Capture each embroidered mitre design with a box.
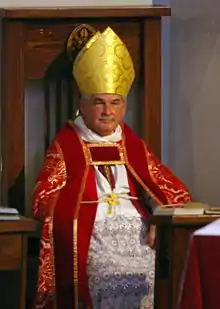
[72,27,135,96]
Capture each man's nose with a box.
[103,103,112,115]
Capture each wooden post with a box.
[143,18,162,159]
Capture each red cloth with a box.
[33,122,192,309]
[178,221,220,309]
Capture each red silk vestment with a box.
[33,121,192,309]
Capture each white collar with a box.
[74,116,122,143]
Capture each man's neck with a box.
[74,116,122,143]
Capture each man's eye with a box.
[112,101,120,105]
[94,100,103,105]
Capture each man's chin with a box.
[96,125,116,136]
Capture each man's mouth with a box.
[99,118,114,123]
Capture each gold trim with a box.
[126,161,163,206]
[142,142,170,203]
[89,160,125,166]
[81,141,90,166]
[48,192,61,309]
[142,141,166,199]
[34,141,67,201]
[73,218,78,309]
[73,167,90,309]
[71,119,163,205]
[86,142,118,147]
[68,122,125,166]
[121,133,163,206]
[85,142,125,166]
[143,142,192,204]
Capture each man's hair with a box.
[80,95,91,102]
[80,95,127,103]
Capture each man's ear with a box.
[79,96,91,116]
[122,97,127,116]
[79,99,86,116]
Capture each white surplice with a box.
[75,117,155,309]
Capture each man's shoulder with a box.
[122,122,143,144]
[49,120,80,152]
[55,120,77,140]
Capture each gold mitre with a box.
[72,27,135,97]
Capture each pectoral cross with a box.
[103,192,120,215]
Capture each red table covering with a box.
[178,219,220,309]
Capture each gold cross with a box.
[103,193,120,215]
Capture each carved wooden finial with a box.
[67,24,96,62]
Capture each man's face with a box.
[79,94,127,136]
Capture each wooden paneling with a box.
[44,78,79,147]
[1,21,25,205]
[171,227,195,309]
[0,217,37,309]
[4,6,171,19]
[0,216,38,233]
[0,234,22,270]
[143,19,162,159]
[24,21,140,79]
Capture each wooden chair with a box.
[0,6,170,308]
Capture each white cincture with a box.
[81,187,139,215]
